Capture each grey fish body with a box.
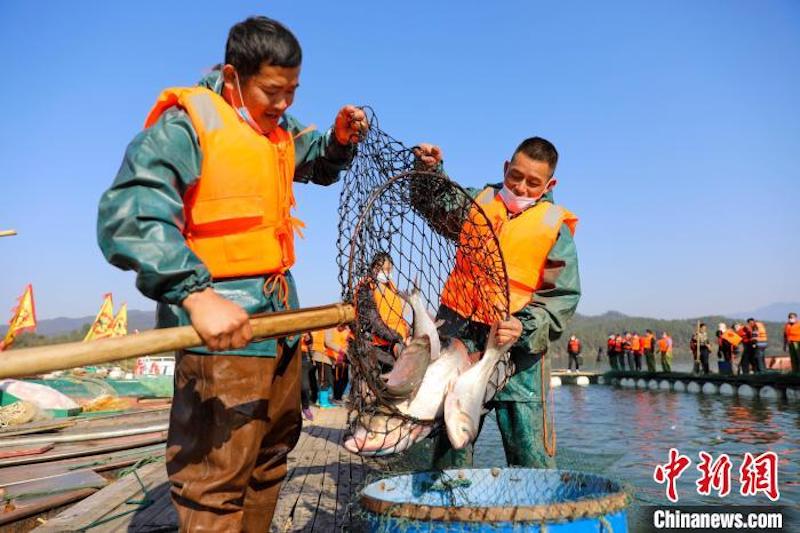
[382,335,431,399]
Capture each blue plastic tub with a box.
[360,468,629,532]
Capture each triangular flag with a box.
[110,303,128,337]
[1,284,37,350]
[84,293,115,342]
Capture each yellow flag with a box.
[110,303,128,337]
[84,293,115,342]
[2,284,37,350]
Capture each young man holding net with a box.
[414,138,581,469]
[97,16,368,531]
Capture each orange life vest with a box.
[614,337,624,351]
[568,338,580,353]
[325,327,351,359]
[786,322,800,342]
[374,281,409,344]
[657,338,669,353]
[754,322,768,343]
[607,338,615,350]
[310,330,327,353]
[440,188,577,323]
[631,335,641,352]
[145,86,302,279]
[721,329,742,347]
[641,334,654,350]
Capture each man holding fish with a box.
[401,138,581,469]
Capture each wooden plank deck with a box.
[34,406,381,532]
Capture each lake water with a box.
[474,383,800,530]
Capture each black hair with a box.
[699,322,706,328]
[225,16,302,80]
[369,252,392,275]
[512,137,559,175]
[747,317,755,323]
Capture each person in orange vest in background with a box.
[622,332,634,371]
[310,329,332,404]
[716,323,741,376]
[325,324,352,402]
[642,329,656,372]
[630,331,642,371]
[615,334,625,370]
[657,332,672,372]
[299,333,314,421]
[355,252,410,357]
[747,318,768,373]
[737,321,756,374]
[607,335,618,370]
[567,335,582,372]
[95,17,376,529]
[784,312,800,373]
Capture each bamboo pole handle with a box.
[0,230,17,238]
[0,303,354,379]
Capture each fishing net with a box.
[336,108,513,456]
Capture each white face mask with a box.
[376,271,390,284]
[790,317,797,324]
[498,179,554,214]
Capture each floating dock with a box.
[605,370,800,399]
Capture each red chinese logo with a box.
[696,451,732,497]
[739,451,780,501]
[653,448,692,502]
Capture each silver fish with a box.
[398,281,441,361]
[444,323,512,450]
[382,335,431,399]
[406,338,471,421]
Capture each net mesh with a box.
[336,108,514,456]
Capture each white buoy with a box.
[687,382,701,393]
[648,379,659,390]
[637,378,647,388]
[576,376,590,387]
[674,381,686,392]
[623,378,635,388]
[738,384,756,398]
[550,376,562,388]
[597,376,606,385]
[719,383,735,396]
[659,380,671,391]
[759,386,778,400]
[611,378,620,387]
[702,382,717,394]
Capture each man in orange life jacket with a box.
[607,335,618,370]
[642,329,656,372]
[97,17,376,531]
[567,335,582,371]
[413,137,580,469]
[623,332,634,370]
[785,312,800,373]
[631,331,643,371]
[748,317,768,373]
[355,252,410,358]
[615,334,625,370]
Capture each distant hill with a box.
[725,302,799,323]
[0,309,155,337]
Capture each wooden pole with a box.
[0,230,17,238]
[0,303,354,379]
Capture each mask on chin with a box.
[376,271,390,284]
[498,179,554,214]
[233,71,265,135]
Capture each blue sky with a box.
[0,1,797,321]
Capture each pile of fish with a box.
[343,284,512,456]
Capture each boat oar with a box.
[0,303,354,379]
